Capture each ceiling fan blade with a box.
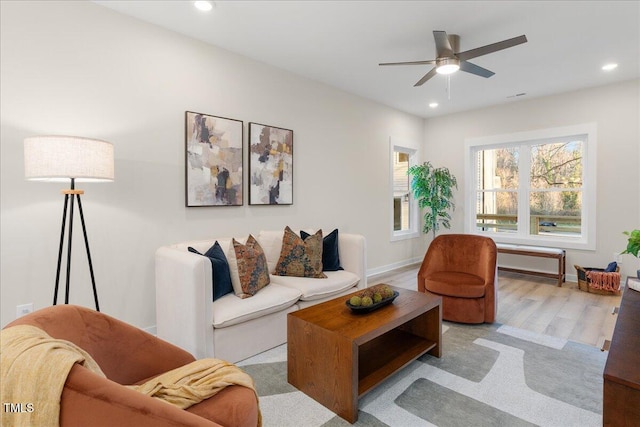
[414,67,438,87]
[433,30,454,57]
[379,60,437,66]
[457,35,528,61]
[460,60,495,78]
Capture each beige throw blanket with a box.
[128,358,262,426]
[1,324,105,427]
[1,325,261,427]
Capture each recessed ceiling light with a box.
[602,63,618,71]
[194,1,213,12]
[429,102,439,108]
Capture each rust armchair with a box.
[3,305,259,427]
[418,234,497,324]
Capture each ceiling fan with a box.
[379,31,528,87]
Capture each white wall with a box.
[2,2,637,331]
[0,1,426,328]
[423,79,640,279]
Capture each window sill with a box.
[391,230,420,242]
[475,232,595,251]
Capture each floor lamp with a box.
[24,136,114,311]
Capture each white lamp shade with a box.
[24,136,114,182]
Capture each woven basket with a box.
[574,264,621,296]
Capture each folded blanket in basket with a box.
[586,271,621,291]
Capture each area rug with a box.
[238,322,607,427]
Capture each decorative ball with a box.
[349,296,362,306]
[381,287,394,299]
[361,296,373,307]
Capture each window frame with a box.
[464,123,597,250]
[390,140,419,242]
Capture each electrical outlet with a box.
[16,303,33,319]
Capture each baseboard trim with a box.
[143,325,157,336]
[367,261,579,284]
[367,257,422,278]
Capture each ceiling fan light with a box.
[436,58,460,75]
[436,64,460,74]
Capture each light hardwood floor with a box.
[368,264,622,348]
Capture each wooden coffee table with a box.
[287,286,442,423]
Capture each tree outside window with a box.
[390,143,418,241]
[466,123,596,250]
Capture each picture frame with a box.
[248,122,293,205]
[185,111,243,207]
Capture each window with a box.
[390,142,419,241]
[465,123,596,250]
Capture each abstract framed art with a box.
[185,111,243,206]
[248,122,293,205]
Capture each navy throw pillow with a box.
[300,228,343,271]
[188,242,233,301]
[604,261,618,272]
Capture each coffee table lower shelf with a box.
[358,328,436,395]
[288,287,442,423]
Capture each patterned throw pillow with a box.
[232,235,270,298]
[274,226,327,278]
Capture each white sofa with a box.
[155,229,366,363]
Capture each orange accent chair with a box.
[418,234,497,324]
[4,305,259,427]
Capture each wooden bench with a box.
[495,243,566,287]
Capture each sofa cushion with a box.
[269,270,359,301]
[274,227,326,278]
[211,283,301,328]
[187,242,233,301]
[229,235,270,298]
[301,228,343,271]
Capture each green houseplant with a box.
[621,229,640,258]
[621,229,640,279]
[408,161,458,239]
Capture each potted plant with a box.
[408,161,458,239]
[621,229,640,279]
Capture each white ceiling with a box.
[95,1,640,118]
